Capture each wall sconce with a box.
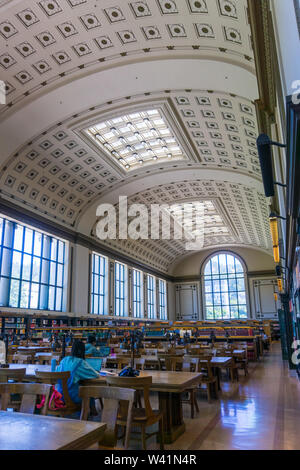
[269,213,280,263]
[277,278,284,293]
[256,134,286,197]
[269,213,287,264]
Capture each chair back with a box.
[79,385,135,449]
[134,358,145,370]
[35,370,73,408]
[36,355,60,365]
[12,354,32,364]
[106,375,153,419]
[199,359,214,379]
[0,368,26,383]
[183,357,199,372]
[0,382,52,415]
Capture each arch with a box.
[200,251,250,321]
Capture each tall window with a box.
[0,215,67,311]
[133,269,143,318]
[158,279,167,320]
[115,262,127,317]
[147,275,156,319]
[91,253,107,315]
[203,253,248,320]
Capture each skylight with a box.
[166,201,230,242]
[85,109,186,171]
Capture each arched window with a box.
[203,253,248,320]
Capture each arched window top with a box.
[202,252,248,320]
[204,253,245,277]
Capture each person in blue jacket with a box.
[56,339,99,404]
[85,334,102,357]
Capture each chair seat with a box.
[118,408,163,426]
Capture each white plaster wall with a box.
[170,246,276,277]
[70,244,90,315]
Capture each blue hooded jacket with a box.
[85,343,102,357]
[56,356,99,404]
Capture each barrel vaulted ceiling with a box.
[0,0,273,273]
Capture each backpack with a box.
[36,386,66,411]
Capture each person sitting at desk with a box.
[56,340,99,404]
[85,334,102,357]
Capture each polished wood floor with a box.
[144,343,300,450]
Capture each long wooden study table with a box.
[9,363,203,444]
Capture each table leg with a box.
[212,367,222,391]
[157,392,186,444]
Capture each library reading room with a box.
[0,0,299,454]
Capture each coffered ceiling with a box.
[0,0,274,273]
[0,0,254,114]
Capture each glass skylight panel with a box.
[85,109,186,171]
[166,201,229,241]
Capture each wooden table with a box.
[8,364,202,444]
[8,363,52,379]
[0,411,106,450]
[85,369,202,444]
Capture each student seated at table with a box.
[56,340,99,404]
[85,334,102,357]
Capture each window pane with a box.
[34,232,42,257]
[20,281,30,308]
[58,241,64,263]
[24,228,33,254]
[13,225,23,251]
[30,283,39,309]
[9,280,20,307]
[11,251,21,278]
[22,254,32,281]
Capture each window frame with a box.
[114,261,127,317]
[158,278,167,320]
[147,274,156,319]
[201,251,250,321]
[132,268,143,318]
[90,252,108,315]
[0,214,68,312]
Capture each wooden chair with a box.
[0,383,52,415]
[35,370,80,417]
[141,356,159,371]
[12,353,32,364]
[165,358,201,419]
[134,358,145,370]
[217,352,239,382]
[36,355,60,365]
[235,350,248,376]
[181,361,202,418]
[0,368,26,383]
[106,376,164,450]
[145,349,157,356]
[183,357,199,373]
[198,360,218,403]
[79,385,135,449]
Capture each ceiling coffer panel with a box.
[0,90,260,227]
[0,0,253,115]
